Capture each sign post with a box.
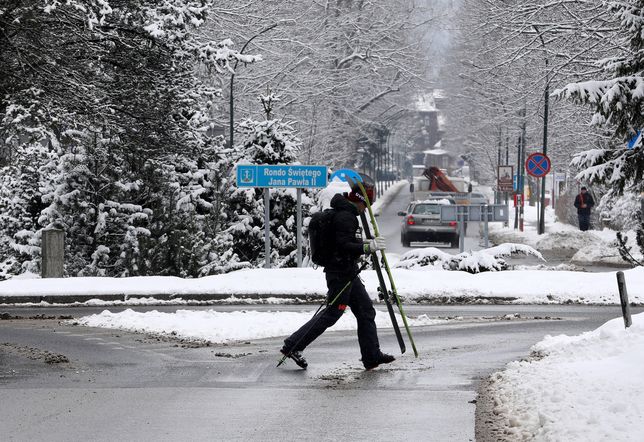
[526,152,551,234]
[296,188,302,267]
[236,164,328,268]
[264,188,270,269]
[497,165,514,192]
[440,204,509,252]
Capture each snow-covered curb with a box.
[487,313,644,441]
[372,180,408,216]
[2,266,643,305]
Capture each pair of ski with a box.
[350,177,418,358]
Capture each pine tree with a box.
[558,0,644,193]
[225,93,313,268]
[0,1,257,277]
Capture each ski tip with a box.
[276,357,287,368]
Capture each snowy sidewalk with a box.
[1,266,643,305]
[489,205,639,267]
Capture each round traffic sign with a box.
[525,153,551,178]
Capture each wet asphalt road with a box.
[2,304,641,441]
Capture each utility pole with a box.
[514,134,521,230]
[505,135,510,227]
[497,128,502,204]
[519,106,527,232]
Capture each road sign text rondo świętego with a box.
[236,165,328,188]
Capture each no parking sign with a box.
[525,153,551,178]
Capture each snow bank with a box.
[489,205,642,265]
[72,308,443,344]
[488,313,644,441]
[2,266,644,305]
[394,243,544,273]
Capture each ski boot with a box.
[279,347,308,369]
[363,352,395,371]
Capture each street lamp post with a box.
[229,22,285,148]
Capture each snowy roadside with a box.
[70,308,447,344]
[2,266,643,305]
[488,205,641,266]
[371,180,408,216]
[482,313,644,441]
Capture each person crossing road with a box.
[280,176,395,370]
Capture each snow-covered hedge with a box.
[393,243,544,273]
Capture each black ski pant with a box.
[283,272,381,364]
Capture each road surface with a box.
[1,304,639,441]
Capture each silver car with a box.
[398,199,459,247]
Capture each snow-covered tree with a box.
[0,1,259,277]
[556,0,644,265]
[225,94,313,267]
[212,0,431,168]
[558,0,644,194]
[439,0,619,187]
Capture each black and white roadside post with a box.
[236,164,328,269]
[616,271,632,328]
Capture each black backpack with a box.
[308,209,336,266]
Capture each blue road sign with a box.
[525,152,551,178]
[513,174,524,192]
[329,168,363,183]
[236,164,328,188]
[628,130,641,150]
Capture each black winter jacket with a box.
[324,193,366,274]
[573,192,595,215]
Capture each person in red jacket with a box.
[573,186,595,231]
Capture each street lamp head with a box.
[275,19,297,26]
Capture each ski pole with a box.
[277,262,369,367]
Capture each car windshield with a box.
[412,204,441,215]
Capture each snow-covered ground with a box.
[2,265,643,305]
[2,184,642,306]
[489,204,641,266]
[72,308,445,344]
[488,313,644,441]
